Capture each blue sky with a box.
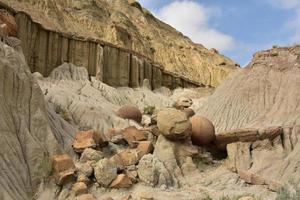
[138,0,300,66]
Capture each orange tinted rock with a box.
[123,126,148,147]
[117,105,142,123]
[137,141,154,158]
[52,154,75,185]
[0,10,17,37]
[107,128,123,140]
[52,154,75,173]
[117,149,139,166]
[73,130,108,153]
[190,116,215,146]
[110,174,133,188]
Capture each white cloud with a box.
[156,1,234,51]
[268,0,300,43]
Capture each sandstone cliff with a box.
[0,0,239,87]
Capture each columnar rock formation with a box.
[0,0,239,87]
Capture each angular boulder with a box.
[137,141,154,158]
[110,174,133,188]
[190,116,215,146]
[122,126,148,147]
[94,158,117,187]
[112,149,140,166]
[73,130,108,153]
[117,105,142,123]
[80,148,104,163]
[157,108,191,140]
[52,154,76,185]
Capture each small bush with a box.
[143,105,155,115]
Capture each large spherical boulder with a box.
[157,108,191,140]
[190,116,215,145]
[117,105,142,123]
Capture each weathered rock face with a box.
[195,46,300,189]
[0,0,239,87]
[196,46,300,132]
[0,42,64,199]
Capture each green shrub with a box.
[143,105,155,115]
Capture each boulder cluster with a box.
[51,99,216,199]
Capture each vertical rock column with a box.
[130,55,143,88]
[143,60,153,89]
[152,65,162,89]
[162,72,173,89]
[103,46,130,87]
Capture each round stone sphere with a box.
[190,116,215,146]
[117,105,142,123]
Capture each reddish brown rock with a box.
[117,105,142,123]
[190,116,215,146]
[52,154,76,185]
[116,149,139,166]
[0,10,17,37]
[110,174,133,188]
[137,141,154,158]
[123,126,148,147]
[73,130,108,153]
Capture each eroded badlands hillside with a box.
[0,0,239,87]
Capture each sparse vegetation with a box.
[276,184,300,200]
[55,105,71,122]
[34,155,51,180]
[143,105,155,115]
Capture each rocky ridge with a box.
[0,0,239,87]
